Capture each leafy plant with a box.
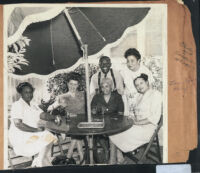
[47,64,99,96]
[7,36,31,73]
[142,56,163,92]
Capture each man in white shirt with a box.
[90,56,124,97]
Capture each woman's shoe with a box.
[52,155,76,165]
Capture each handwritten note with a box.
[174,42,195,70]
[170,42,196,97]
[169,76,196,97]
[169,78,195,89]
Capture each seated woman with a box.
[91,78,124,115]
[91,78,124,163]
[8,82,57,167]
[109,73,162,163]
[50,72,85,164]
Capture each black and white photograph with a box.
[3,3,167,169]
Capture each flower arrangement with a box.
[7,36,31,73]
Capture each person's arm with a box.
[38,104,48,112]
[11,101,43,132]
[40,112,55,121]
[14,119,44,132]
[39,98,55,112]
[134,92,162,125]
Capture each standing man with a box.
[90,56,124,164]
[90,56,124,97]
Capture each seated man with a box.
[91,78,124,163]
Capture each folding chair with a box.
[126,115,163,164]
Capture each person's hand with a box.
[41,96,55,106]
[37,127,45,132]
[54,115,62,126]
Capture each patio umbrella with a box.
[7,7,150,75]
[7,6,150,122]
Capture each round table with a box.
[45,114,133,164]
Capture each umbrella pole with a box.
[64,9,91,122]
[82,44,92,122]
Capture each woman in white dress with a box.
[120,48,154,116]
[109,73,162,163]
[8,82,57,167]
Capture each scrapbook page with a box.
[0,0,197,171]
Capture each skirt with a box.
[9,125,57,157]
[109,124,156,153]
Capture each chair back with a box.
[158,115,163,125]
[156,114,163,133]
[125,114,163,164]
[149,115,162,143]
[137,114,163,163]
